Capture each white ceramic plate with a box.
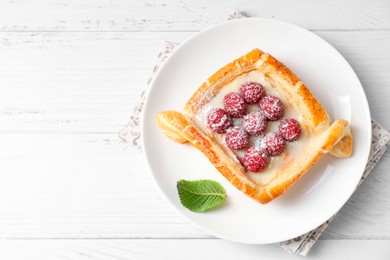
[141,18,371,244]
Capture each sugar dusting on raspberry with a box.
[259,95,284,121]
[260,132,286,156]
[239,82,265,103]
[225,126,249,150]
[279,118,301,141]
[223,92,247,118]
[242,147,268,173]
[242,111,268,136]
[206,108,232,133]
[200,79,303,174]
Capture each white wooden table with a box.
[0,1,389,259]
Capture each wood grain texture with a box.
[0,0,389,31]
[0,133,208,239]
[0,239,389,259]
[0,0,389,258]
[1,31,390,132]
[0,29,390,240]
[0,32,191,133]
[0,133,388,239]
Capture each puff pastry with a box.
[155,48,353,204]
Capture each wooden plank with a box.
[0,133,388,239]
[0,133,210,239]
[0,31,191,133]
[1,30,389,239]
[0,0,389,31]
[1,31,390,133]
[0,1,388,258]
[0,239,388,259]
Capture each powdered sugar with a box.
[195,70,309,184]
[259,95,285,121]
[243,111,267,136]
[261,132,286,156]
[279,118,301,141]
[242,147,268,172]
[239,81,265,103]
[225,126,249,150]
[206,108,232,133]
[223,92,247,118]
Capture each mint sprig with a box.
[177,179,227,212]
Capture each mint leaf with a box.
[177,179,227,212]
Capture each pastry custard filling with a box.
[195,70,314,186]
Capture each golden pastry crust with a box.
[155,49,353,204]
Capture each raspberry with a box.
[242,111,268,136]
[225,127,249,150]
[279,118,301,141]
[223,92,247,118]
[259,132,286,156]
[239,82,265,103]
[206,108,232,133]
[242,147,268,173]
[259,95,285,121]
